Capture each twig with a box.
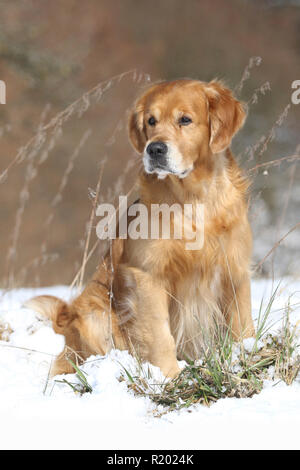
[248,154,300,174]
[255,222,300,272]
[234,56,262,96]
[69,183,136,290]
[0,69,150,184]
[78,161,105,291]
[0,343,56,357]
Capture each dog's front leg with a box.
[114,266,181,378]
[223,274,255,340]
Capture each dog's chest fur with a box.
[125,218,227,360]
[169,263,224,359]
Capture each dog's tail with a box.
[24,295,74,334]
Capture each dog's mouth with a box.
[148,162,172,174]
[143,155,193,180]
[145,163,190,179]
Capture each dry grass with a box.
[118,288,300,414]
[1,69,150,289]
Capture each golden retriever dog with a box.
[26,79,255,378]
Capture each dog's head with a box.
[129,79,246,179]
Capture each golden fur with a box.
[26,79,255,378]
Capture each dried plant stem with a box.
[234,56,262,95]
[0,69,150,184]
[47,130,92,220]
[257,105,291,163]
[248,153,300,175]
[0,343,55,357]
[277,161,297,235]
[5,133,46,287]
[69,183,136,290]
[247,81,271,106]
[78,161,105,292]
[244,104,291,164]
[255,222,300,272]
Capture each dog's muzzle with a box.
[143,141,193,179]
[146,141,168,169]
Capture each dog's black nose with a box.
[147,141,168,159]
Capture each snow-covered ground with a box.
[0,279,300,450]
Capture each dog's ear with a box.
[128,104,146,153]
[204,81,246,154]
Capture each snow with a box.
[0,279,300,450]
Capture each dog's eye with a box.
[148,116,156,126]
[179,116,192,126]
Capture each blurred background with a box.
[0,0,299,287]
